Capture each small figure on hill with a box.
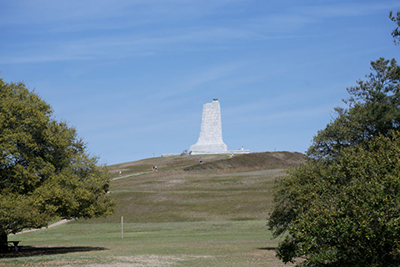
[199,158,202,164]
[155,165,158,171]
[152,166,155,171]
[119,170,122,176]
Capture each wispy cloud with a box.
[3,0,397,66]
[150,61,243,100]
[246,1,400,35]
[0,0,244,27]
[297,2,400,18]
[0,27,270,64]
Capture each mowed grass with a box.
[3,152,304,266]
[5,221,293,266]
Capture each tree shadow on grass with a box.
[257,247,277,251]
[0,246,108,258]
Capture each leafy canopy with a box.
[268,12,400,266]
[276,132,400,266]
[307,57,400,161]
[269,57,400,240]
[0,78,115,237]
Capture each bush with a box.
[272,132,400,266]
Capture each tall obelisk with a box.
[190,99,227,154]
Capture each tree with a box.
[268,12,400,266]
[274,132,400,266]
[307,57,400,161]
[268,58,400,240]
[0,78,115,251]
[390,11,400,44]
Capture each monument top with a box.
[213,98,218,101]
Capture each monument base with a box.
[162,149,250,157]
[189,149,250,155]
[190,151,227,155]
[189,142,227,154]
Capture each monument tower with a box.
[190,99,228,154]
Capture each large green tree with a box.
[268,12,400,266]
[275,132,400,266]
[0,78,115,250]
[269,57,400,240]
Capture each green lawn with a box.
[4,220,294,267]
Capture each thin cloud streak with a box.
[3,1,397,65]
[297,2,400,18]
[0,28,287,64]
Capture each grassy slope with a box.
[88,151,305,224]
[4,152,305,267]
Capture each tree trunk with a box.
[0,232,7,252]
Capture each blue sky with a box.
[1,0,399,165]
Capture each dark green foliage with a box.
[390,11,400,44]
[283,57,400,234]
[0,78,115,241]
[273,133,400,266]
[307,58,400,161]
[268,14,400,264]
[268,159,327,238]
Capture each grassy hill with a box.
[4,151,306,267]
[84,151,305,224]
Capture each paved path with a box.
[15,219,70,235]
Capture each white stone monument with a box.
[190,99,228,154]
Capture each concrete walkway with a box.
[15,219,70,235]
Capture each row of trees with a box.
[0,79,115,251]
[268,11,400,266]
